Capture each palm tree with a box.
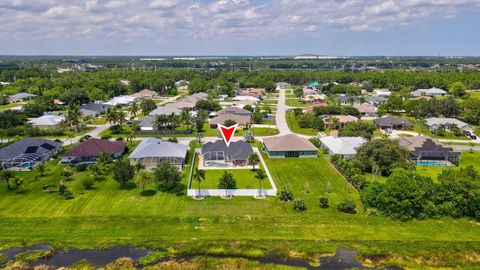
[181,110,191,132]
[134,162,145,173]
[248,153,260,170]
[91,164,101,180]
[154,115,168,130]
[328,117,340,130]
[0,170,14,190]
[255,169,266,197]
[116,110,127,127]
[136,171,152,192]
[193,168,205,198]
[105,108,117,125]
[129,101,139,120]
[37,163,46,176]
[65,105,82,131]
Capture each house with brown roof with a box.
[236,88,266,98]
[353,103,378,117]
[209,114,251,129]
[130,89,160,99]
[324,115,358,129]
[61,139,126,163]
[398,136,461,165]
[374,116,414,132]
[263,134,318,158]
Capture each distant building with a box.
[374,116,413,132]
[353,103,378,117]
[80,103,112,118]
[8,92,37,103]
[276,82,291,89]
[209,114,251,129]
[319,136,366,159]
[149,106,182,116]
[324,115,358,129]
[236,88,265,99]
[28,115,65,129]
[130,89,160,99]
[373,89,392,97]
[425,117,472,131]
[0,138,62,170]
[411,87,447,97]
[398,136,460,165]
[103,95,137,106]
[263,134,318,158]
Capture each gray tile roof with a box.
[202,140,253,160]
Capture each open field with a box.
[285,112,319,136]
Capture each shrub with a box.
[82,179,94,190]
[101,134,112,140]
[337,199,356,214]
[319,197,329,208]
[76,163,87,172]
[293,198,307,211]
[110,124,123,134]
[277,187,294,202]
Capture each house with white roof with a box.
[28,115,65,129]
[373,89,392,97]
[9,92,37,103]
[128,138,188,170]
[425,117,472,131]
[103,95,137,106]
[319,136,366,159]
[411,87,447,97]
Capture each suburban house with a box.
[236,88,265,99]
[373,89,392,97]
[80,103,112,118]
[319,136,366,159]
[0,138,62,170]
[276,82,291,89]
[138,115,157,131]
[365,96,388,105]
[209,114,251,129]
[28,115,65,129]
[353,103,378,117]
[130,89,160,99]
[336,95,360,106]
[302,86,318,96]
[324,115,358,129]
[232,99,258,108]
[398,136,461,165]
[374,116,414,132]
[103,95,137,106]
[149,106,182,116]
[8,92,37,103]
[182,92,208,104]
[232,96,260,103]
[216,107,252,117]
[301,94,326,104]
[411,87,447,97]
[201,140,253,167]
[61,139,125,164]
[166,101,196,110]
[425,117,473,131]
[263,134,318,158]
[305,104,327,113]
[128,138,188,169]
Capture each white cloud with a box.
[0,0,479,46]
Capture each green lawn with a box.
[1,143,480,268]
[0,102,26,110]
[201,168,272,189]
[285,112,319,136]
[285,99,307,107]
[413,119,469,140]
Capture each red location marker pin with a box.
[218,123,238,147]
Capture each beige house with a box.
[324,115,358,129]
[130,89,160,99]
[263,134,318,158]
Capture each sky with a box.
[1,0,480,56]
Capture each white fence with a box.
[187,147,277,197]
[187,189,277,197]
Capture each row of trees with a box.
[362,167,480,221]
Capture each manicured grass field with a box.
[1,142,480,268]
[201,168,272,189]
[285,99,307,107]
[285,112,319,136]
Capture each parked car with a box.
[470,135,477,140]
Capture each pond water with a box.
[1,245,402,269]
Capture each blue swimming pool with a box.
[416,160,452,167]
[205,161,230,167]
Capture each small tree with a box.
[136,171,152,193]
[82,178,95,190]
[223,119,237,127]
[319,197,329,208]
[248,153,260,170]
[37,163,46,176]
[113,159,134,189]
[91,164,101,181]
[154,161,184,194]
[193,168,206,198]
[293,199,307,211]
[218,170,237,197]
[255,169,267,197]
[337,199,357,214]
[278,187,294,201]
